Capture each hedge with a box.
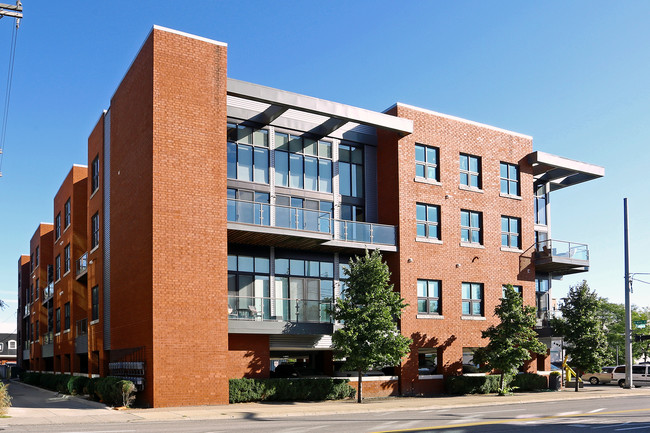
[444,375,500,395]
[20,372,135,407]
[511,373,547,392]
[229,378,355,403]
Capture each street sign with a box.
[634,320,647,329]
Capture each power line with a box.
[0,1,22,178]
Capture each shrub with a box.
[83,377,98,398]
[444,375,501,395]
[0,382,11,415]
[68,376,90,395]
[120,381,136,408]
[20,371,41,386]
[512,373,547,392]
[229,378,355,403]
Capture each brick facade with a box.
[17,26,596,407]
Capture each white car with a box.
[612,365,650,387]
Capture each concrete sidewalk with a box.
[4,379,650,426]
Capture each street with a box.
[2,395,650,432]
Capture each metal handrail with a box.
[227,198,396,245]
[227,295,333,323]
[522,239,589,261]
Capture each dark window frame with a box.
[417,279,441,315]
[462,282,483,316]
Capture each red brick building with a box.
[17,26,604,407]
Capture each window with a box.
[339,143,363,197]
[275,194,332,233]
[91,155,100,193]
[227,189,271,226]
[35,246,39,268]
[460,210,482,244]
[462,282,483,316]
[8,340,15,350]
[535,184,547,225]
[418,348,437,375]
[55,213,61,239]
[228,254,271,320]
[415,144,439,181]
[500,162,519,196]
[274,257,334,323]
[64,198,71,228]
[227,123,269,184]
[535,277,549,293]
[91,286,99,321]
[91,212,100,249]
[417,279,441,315]
[502,285,523,297]
[459,153,481,188]
[55,308,61,333]
[64,302,70,331]
[416,203,440,240]
[274,132,333,193]
[64,244,71,273]
[35,278,39,300]
[35,320,39,341]
[501,216,521,249]
[55,255,61,281]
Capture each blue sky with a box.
[0,1,649,332]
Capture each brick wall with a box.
[227,334,270,378]
[379,104,536,394]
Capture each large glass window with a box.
[416,203,440,239]
[227,189,270,226]
[64,244,70,273]
[227,123,269,184]
[459,153,481,188]
[55,255,61,281]
[91,286,99,321]
[339,144,363,197]
[500,162,519,196]
[535,184,547,225]
[274,132,332,193]
[275,257,334,323]
[415,144,439,181]
[417,279,441,315]
[462,282,483,316]
[55,308,61,333]
[64,302,70,331]
[91,212,100,249]
[461,210,482,244]
[502,285,523,297]
[64,198,71,228]
[275,195,332,233]
[228,254,271,320]
[55,213,61,239]
[501,216,521,249]
[91,155,100,193]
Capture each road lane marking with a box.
[589,408,605,413]
[371,407,650,432]
[616,425,650,431]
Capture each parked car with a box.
[581,366,614,385]
[612,364,650,387]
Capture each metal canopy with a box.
[227,78,413,138]
[527,151,604,191]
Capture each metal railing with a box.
[76,318,88,337]
[76,253,88,276]
[43,332,53,345]
[227,295,333,323]
[42,282,54,302]
[227,198,396,246]
[534,239,589,261]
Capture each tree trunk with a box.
[357,369,363,403]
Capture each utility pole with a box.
[624,198,633,388]
[0,2,22,20]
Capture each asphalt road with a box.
[2,395,650,433]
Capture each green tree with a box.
[331,250,411,403]
[472,285,547,394]
[551,280,609,375]
[601,300,650,363]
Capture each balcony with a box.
[75,253,88,282]
[527,239,589,275]
[228,295,333,335]
[227,198,397,252]
[42,282,54,304]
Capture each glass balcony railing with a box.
[535,239,589,261]
[23,305,29,317]
[42,282,54,302]
[43,332,53,345]
[227,198,396,246]
[228,296,333,323]
[76,253,88,277]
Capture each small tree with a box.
[472,285,547,394]
[551,280,608,375]
[331,250,411,403]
